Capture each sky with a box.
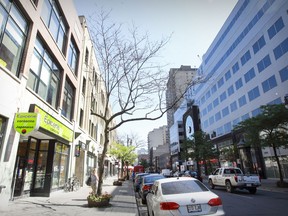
[73,0,238,145]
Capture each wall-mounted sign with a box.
[32,105,73,142]
[14,113,40,135]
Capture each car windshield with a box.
[161,180,209,195]
[144,176,164,183]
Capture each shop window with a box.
[41,0,67,52]
[62,78,75,121]
[27,37,61,109]
[0,2,28,77]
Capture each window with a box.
[68,38,79,75]
[262,75,277,93]
[27,37,61,108]
[209,116,214,125]
[82,77,86,95]
[207,103,213,112]
[279,65,288,82]
[252,107,262,117]
[268,17,284,39]
[205,91,211,100]
[0,115,8,159]
[241,113,249,121]
[244,68,255,83]
[248,86,260,102]
[257,55,271,73]
[238,95,247,107]
[41,0,67,52]
[220,91,227,102]
[230,101,238,112]
[0,2,28,76]
[227,85,234,96]
[232,62,239,74]
[273,37,288,60]
[213,98,219,108]
[235,78,243,90]
[217,77,224,88]
[253,35,266,54]
[211,84,217,94]
[79,109,84,128]
[224,70,231,81]
[232,118,240,127]
[85,48,89,65]
[224,122,232,133]
[240,50,251,66]
[222,106,229,117]
[215,111,221,122]
[62,78,75,120]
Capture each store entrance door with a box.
[30,140,54,197]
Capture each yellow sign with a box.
[34,106,73,142]
[14,113,40,135]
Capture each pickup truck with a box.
[208,167,261,194]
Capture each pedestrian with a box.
[91,168,99,194]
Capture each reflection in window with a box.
[27,37,61,108]
[41,0,67,52]
[62,79,75,120]
[0,2,28,76]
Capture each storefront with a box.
[13,104,73,198]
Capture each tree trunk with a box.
[96,128,110,196]
[272,144,284,183]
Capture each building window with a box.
[257,55,271,73]
[68,38,79,75]
[27,37,61,108]
[240,50,251,66]
[268,17,284,39]
[279,65,288,82]
[217,77,224,88]
[82,77,86,95]
[222,106,229,117]
[241,113,250,121]
[0,115,8,159]
[253,35,266,54]
[230,101,238,112]
[244,68,255,83]
[213,98,219,108]
[273,37,288,60]
[227,85,234,96]
[41,0,67,52]
[232,62,239,74]
[205,90,211,100]
[62,78,75,120]
[85,48,89,65]
[238,95,247,107]
[248,86,260,102]
[0,2,28,77]
[211,84,217,94]
[209,116,214,125]
[215,111,221,122]
[262,75,277,93]
[235,78,243,90]
[224,122,232,133]
[224,70,231,81]
[207,103,213,112]
[79,109,84,128]
[252,107,262,117]
[220,91,227,102]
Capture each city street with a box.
[135,179,288,216]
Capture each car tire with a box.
[209,179,215,189]
[225,181,234,193]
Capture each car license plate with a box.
[187,204,202,213]
[246,184,251,187]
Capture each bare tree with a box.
[88,10,204,195]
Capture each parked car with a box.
[208,167,261,194]
[139,174,165,204]
[184,170,203,182]
[134,173,150,192]
[146,177,225,216]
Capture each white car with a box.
[146,177,225,216]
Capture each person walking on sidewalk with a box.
[91,168,99,194]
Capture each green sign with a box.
[14,113,40,135]
[34,106,73,142]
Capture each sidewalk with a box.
[0,176,138,216]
